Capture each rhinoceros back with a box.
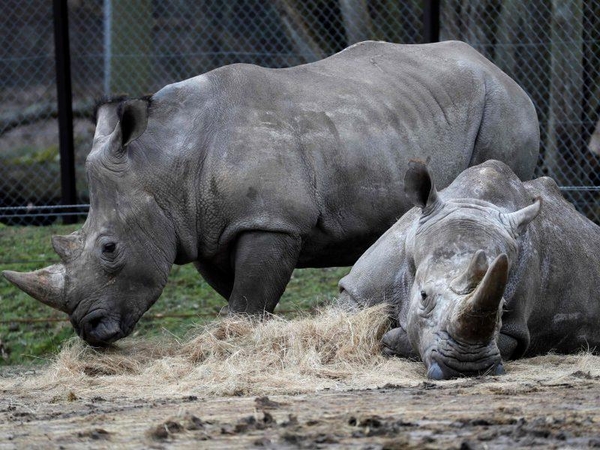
[146,41,539,266]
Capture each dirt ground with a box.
[1,365,599,449]
[1,310,599,449]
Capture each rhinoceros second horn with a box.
[2,265,67,312]
[450,250,489,295]
[450,254,509,343]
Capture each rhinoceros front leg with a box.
[381,326,419,358]
[228,231,301,314]
[193,260,234,300]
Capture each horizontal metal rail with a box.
[1,186,599,221]
[0,204,89,220]
[0,212,86,219]
[0,204,89,211]
[559,186,600,191]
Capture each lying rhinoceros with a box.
[3,41,539,346]
[339,160,600,379]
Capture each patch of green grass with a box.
[0,223,350,365]
[4,144,59,165]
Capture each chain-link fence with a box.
[0,1,61,225]
[1,0,599,225]
[439,0,600,222]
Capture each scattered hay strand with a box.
[1,304,598,403]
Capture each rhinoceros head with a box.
[3,98,177,346]
[402,161,540,379]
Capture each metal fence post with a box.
[423,0,440,43]
[53,0,77,224]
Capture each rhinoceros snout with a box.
[79,312,123,347]
[427,362,446,380]
[425,359,505,380]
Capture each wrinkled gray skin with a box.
[3,41,539,346]
[339,160,600,380]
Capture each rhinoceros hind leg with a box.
[228,231,301,314]
[381,327,418,358]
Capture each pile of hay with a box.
[2,305,599,401]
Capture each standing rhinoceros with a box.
[339,160,600,379]
[3,41,539,346]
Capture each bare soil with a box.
[1,309,599,449]
[1,365,599,449]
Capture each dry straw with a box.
[1,304,598,402]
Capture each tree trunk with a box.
[589,119,600,155]
[462,0,494,59]
[371,0,420,44]
[494,0,523,76]
[339,0,373,45]
[518,3,550,179]
[273,0,325,63]
[544,0,583,185]
[109,0,152,97]
[440,0,462,42]
[440,0,498,59]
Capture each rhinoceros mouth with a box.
[426,356,504,380]
[425,331,503,379]
[73,309,135,347]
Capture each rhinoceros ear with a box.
[117,98,150,147]
[94,101,122,139]
[404,160,441,214]
[501,197,542,238]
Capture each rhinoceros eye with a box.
[102,242,117,254]
[418,288,435,318]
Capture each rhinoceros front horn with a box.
[2,265,68,313]
[449,253,509,344]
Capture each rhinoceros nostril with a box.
[427,362,445,380]
[494,363,505,376]
[83,315,121,346]
[88,316,103,330]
